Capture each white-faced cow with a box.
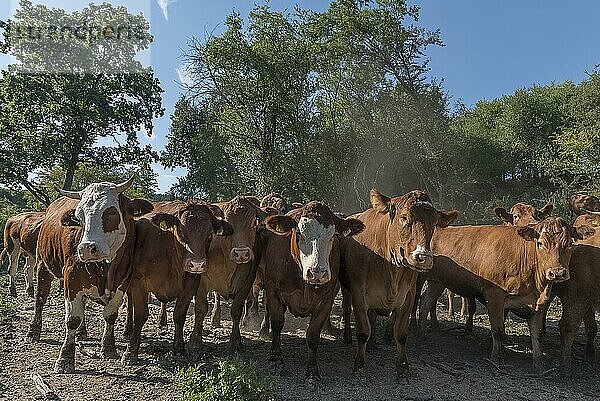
[262,201,364,382]
[27,178,153,373]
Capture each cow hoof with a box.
[259,328,270,341]
[366,340,378,352]
[54,358,75,374]
[76,327,89,340]
[27,327,41,342]
[229,341,244,355]
[26,286,34,298]
[396,362,410,382]
[121,352,138,366]
[172,343,186,356]
[9,286,17,297]
[343,335,352,346]
[102,347,119,360]
[122,330,132,341]
[305,375,320,390]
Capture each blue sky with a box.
[2,1,599,192]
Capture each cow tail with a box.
[1,221,13,266]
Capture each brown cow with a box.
[242,194,301,332]
[27,178,153,373]
[188,196,273,353]
[420,201,555,333]
[121,201,233,363]
[419,217,593,371]
[1,211,44,297]
[340,189,457,378]
[262,201,364,382]
[552,244,600,375]
[494,202,554,226]
[569,194,600,221]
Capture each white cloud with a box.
[156,0,177,21]
[176,64,194,87]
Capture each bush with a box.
[177,357,278,401]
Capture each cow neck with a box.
[106,208,136,293]
[520,240,551,311]
[288,228,301,270]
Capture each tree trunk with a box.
[63,165,75,191]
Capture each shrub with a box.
[177,356,278,401]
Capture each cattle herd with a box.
[3,178,600,384]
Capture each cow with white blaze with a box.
[27,178,153,373]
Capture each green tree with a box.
[0,0,163,204]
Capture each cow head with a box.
[570,194,600,216]
[260,192,290,214]
[221,196,274,265]
[494,202,553,226]
[370,189,458,273]
[58,177,153,263]
[265,201,364,285]
[151,202,234,274]
[517,217,594,283]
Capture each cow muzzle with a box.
[230,247,254,264]
[546,266,570,282]
[407,246,434,271]
[305,268,330,285]
[77,241,109,262]
[184,258,208,274]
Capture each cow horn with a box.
[584,209,600,216]
[115,176,135,193]
[55,186,81,200]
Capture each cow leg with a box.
[7,241,21,297]
[409,276,425,335]
[242,281,262,330]
[465,297,476,333]
[526,312,545,372]
[101,291,123,360]
[123,291,133,340]
[122,286,148,365]
[259,301,271,340]
[393,291,415,380]
[24,254,35,298]
[211,292,222,328]
[351,291,370,374]
[447,291,455,318]
[173,294,193,356]
[230,289,249,354]
[189,285,209,356]
[305,307,331,384]
[460,297,468,319]
[583,308,597,366]
[486,294,506,364]
[366,309,378,351]
[27,264,53,341]
[158,302,168,329]
[76,301,89,339]
[419,281,444,332]
[538,295,554,342]
[268,292,285,375]
[342,287,352,345]
[55,293,84,373]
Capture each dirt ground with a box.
[1,272,598,401]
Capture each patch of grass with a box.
[177,356,278,401]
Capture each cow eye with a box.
[536,241,545,249]
[513,215,519,220]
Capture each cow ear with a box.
[151,213,180,230]
[262,206,279,217]
[126,198,153,217]
[494,207,513,225]
[207,204,225,219]
[370,189,391,214]
[517,227,539,241]
[437,210,459,228]
[213,219,234,236]
[336,217,365,237]
[291,202,303,209]
[61,209,80,227]
[573,224,595,240]
[538,203,554,220]
[265,215,297,235]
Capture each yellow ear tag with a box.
[160,221,168,230]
